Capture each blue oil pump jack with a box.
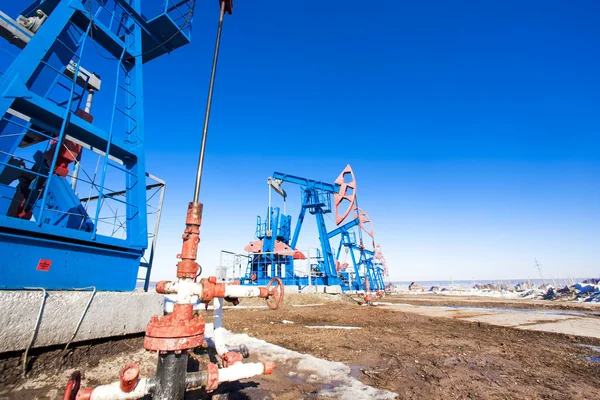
[328,208,387,292]
[0,0,197,290]
[244,170,345,287]
[240,165,389,292]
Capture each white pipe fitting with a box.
[176,278,198,304]
[218,362,271,383]
[161,280,265,301]
[85,90,94,113]
[213,297,228,356]
[223,285,263,298]
[86,378,153,399]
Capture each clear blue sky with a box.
[4,1,600,281]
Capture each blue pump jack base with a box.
[0,0,197,290]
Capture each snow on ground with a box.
[394,282,600,303]
[395,289,522,298]
[204,323,397,399]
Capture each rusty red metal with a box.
[292,249,306,260]
[222,351,244,367]
[43,139,82,178]
[144,304,205,352]
[246,239,302,258]
[143,336,205,352]
[222,0,234,15]
[273,240,293,255]
[356,207,374,238]
[244,239,263,253]
[205,362,219,392]
[364,279,373,306]
[263,362,276,375]
[374,244,389,276]
[173,303,193,320]
[15,198,32,220]
[334,164,357,225]
[76,108,93,123]
[176,202,203,279]
[335,260,349,272]
[75,388,92,400]
[199,277,226,303]
[155,281,169,294]
[63,371,80,400]
[259,287,269,298]
[119,364,140,393]
[266,278,284,310]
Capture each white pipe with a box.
[224,285,262,298]
[218,363,266,383]
[307,247,312,287]
[162,281,264,300]
[85,90,94,113]
[267,181,272,237]
[213,297,228,356]
[88,378,153,399]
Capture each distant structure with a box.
[219,165,390,293]
[535,258,546,285]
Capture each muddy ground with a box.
[381,293,600,312]
[2,293,600,399]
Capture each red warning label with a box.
[37,259,52,271]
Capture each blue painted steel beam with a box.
[9,94,137,162]
[272,172,341,193]
[124,0,148,245]
[69,7,135,64]
[314,211,338,282]
[0,213,145,251]
[327,217,360,239]
[114,0,172,57]
[289,205,306,249]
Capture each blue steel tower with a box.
[0,0,196,290]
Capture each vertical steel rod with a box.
[193,0,226,202]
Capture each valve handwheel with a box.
[265,278,284,310]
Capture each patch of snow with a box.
[204,323,396,399]
[282,320,295,324]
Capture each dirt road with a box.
[223,295,600,399]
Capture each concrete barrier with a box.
[0,290,163,353]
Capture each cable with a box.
[22,288,47,376]
[64,287,97,351]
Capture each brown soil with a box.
[2,294,600,399]
[223,298,600,399]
